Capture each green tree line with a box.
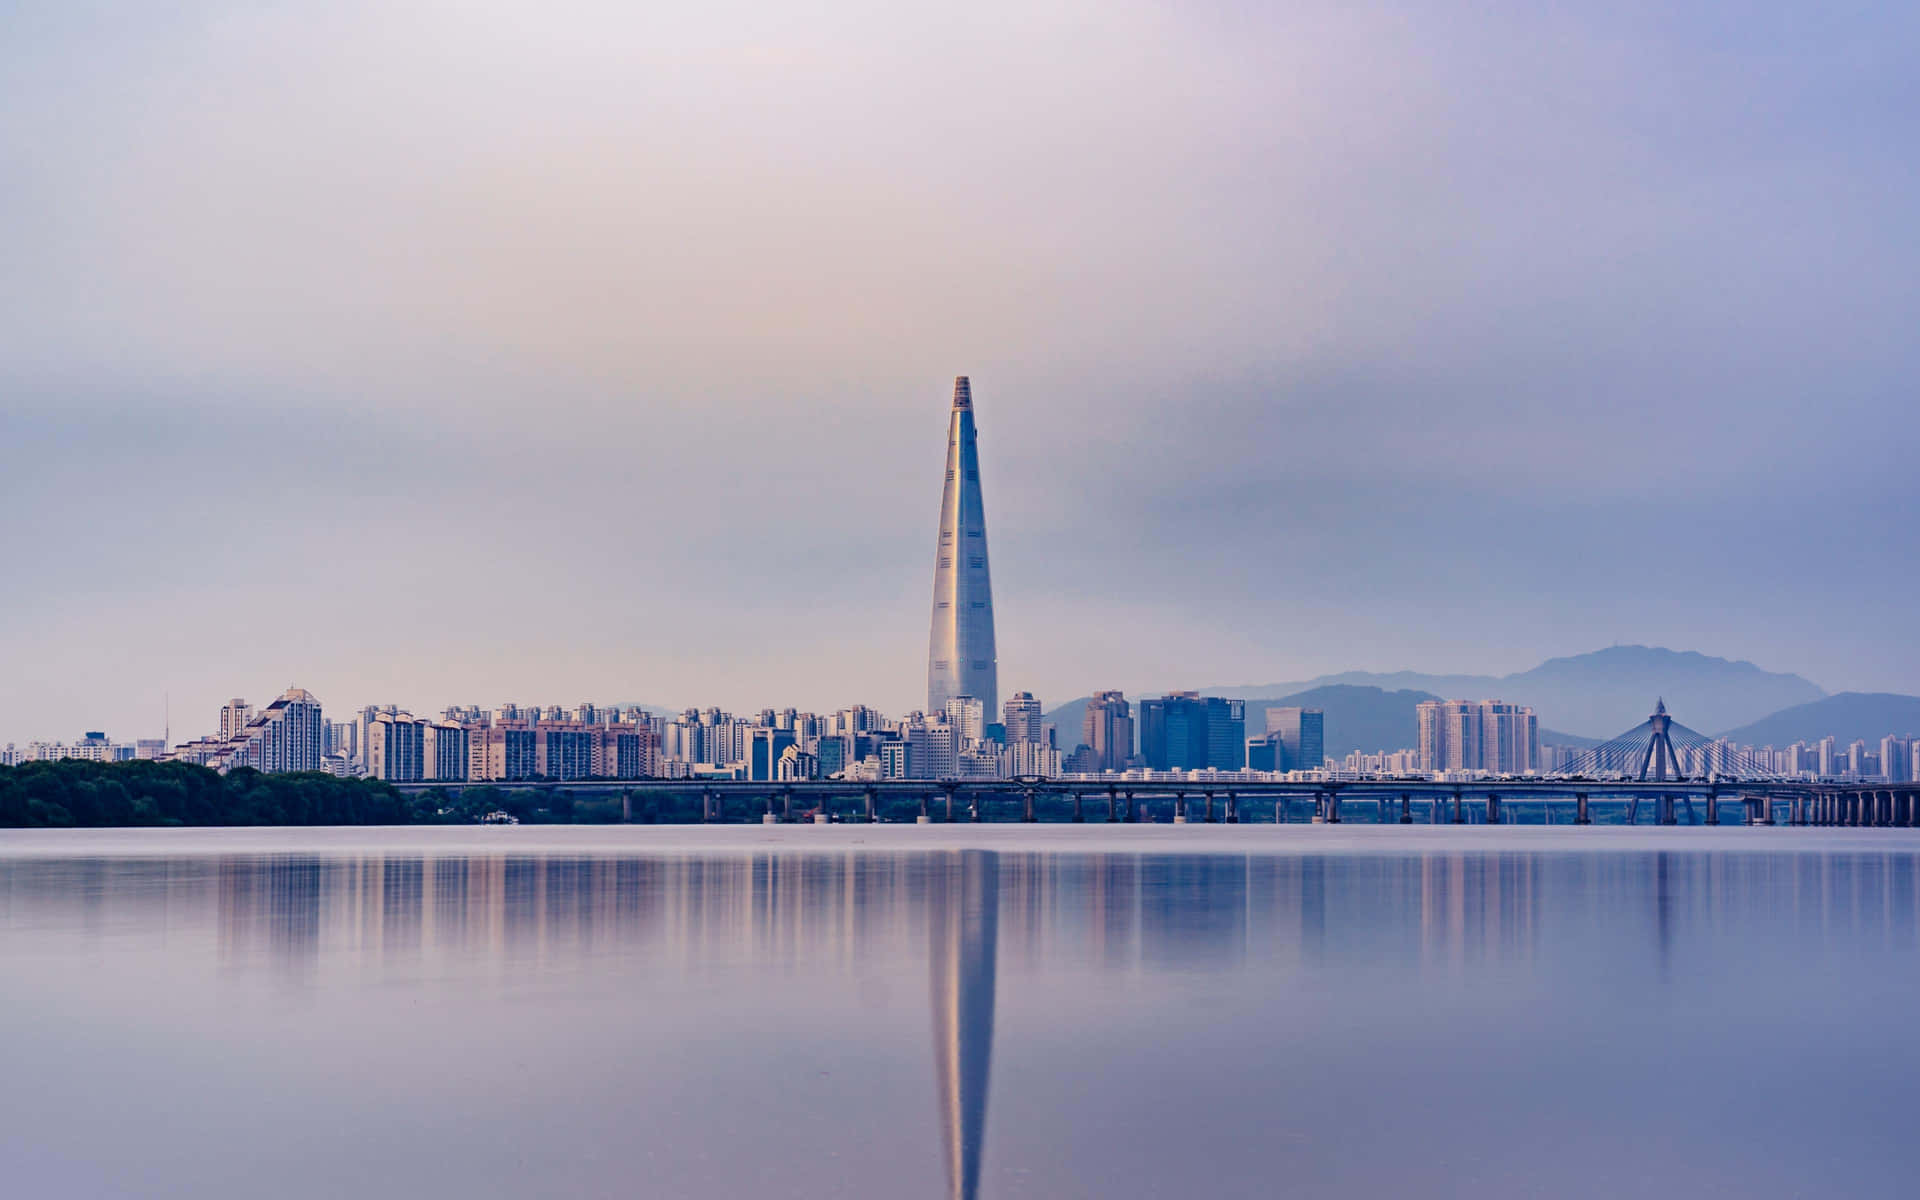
[0,760,413,827]
[0,760,728,827]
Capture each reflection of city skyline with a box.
[4,849,1918,982]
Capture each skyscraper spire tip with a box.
[952,376,972,409]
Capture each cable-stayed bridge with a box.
[1548,698,1776,784]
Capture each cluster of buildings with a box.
[1416,699,1543,775]
[1721,735,1919,783]
[1073,692,1327,775]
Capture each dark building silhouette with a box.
[1139,693,1246,770]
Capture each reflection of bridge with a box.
[398,700,1920,828]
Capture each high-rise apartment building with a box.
[1415,700,1538,773]
[1002,692,1044,745]
[926,376,998,718]
[945,696,986,746]
[365,712,426,782]
[1081,691,1134,772]
[1265,707,1326,773]
[1881,735,1912,783]
[423,722,469,781]
[219,699,255,741]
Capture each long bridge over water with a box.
[399,774,1920,827]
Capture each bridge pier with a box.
[1705,790,1719,826]
[1451,789,1465,825]
[1275,798,1285,824]
[1226,791,1239,824]
[1659,794,1676,826]
[1107,787,1118,823]
[969,788,981,822]
[1484,792,1500,825]
[944,785,956,823]
[1173,791,1188,825]
[701,788,714,823]
[1204,791,1217,824]
[764,792,777,824]
[1326,791,1341,824]
[1378,796,1390,824]
[1072,791,1084,823]
[1575,792,1590,825]
[1023,788,1037,823]
[621,788,632,822]
[864,787,877,823]
[1126,790,1137,823]
[918,793,931,824]
[1400,792,1413,824]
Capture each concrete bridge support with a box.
[1107,787,1118,823]
[1072,791,1084,823]
[1226,792,1239,824]
[701,788,714,823]
[944,785,957,823]
[918,793,931,824]
[1173,791,1188,825]
[1486,793,1501,825]
[1401,793,1413,824]
[1451,789,1465,825]
[1023,787,1038,823]
[1575,792,1590,825]
[1326,791,1342,824]
[864,787,877,823]
[1658,794,1676,826]
[1204,791,1217,824]
[1705,791,1719,826]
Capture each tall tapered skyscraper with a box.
[927,376,998,718]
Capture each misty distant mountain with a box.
[1043,683,1598,763]
[1208,646,1824,738]
[1716,693,1920,747]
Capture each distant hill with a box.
[1247,686,1441,760]
[1205,646,1823,738]
[1716,693,1920,747]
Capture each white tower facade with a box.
[926,376,998,718]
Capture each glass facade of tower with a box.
[926,376,998,718]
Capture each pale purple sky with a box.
[3,1,1917,741]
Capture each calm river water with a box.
[3,826,1918,1198]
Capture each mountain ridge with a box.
[1041,646,1832,754]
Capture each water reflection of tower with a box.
[930,850,997,1200]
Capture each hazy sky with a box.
[4,1,1917,741]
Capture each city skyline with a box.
[5,3,1919,742]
